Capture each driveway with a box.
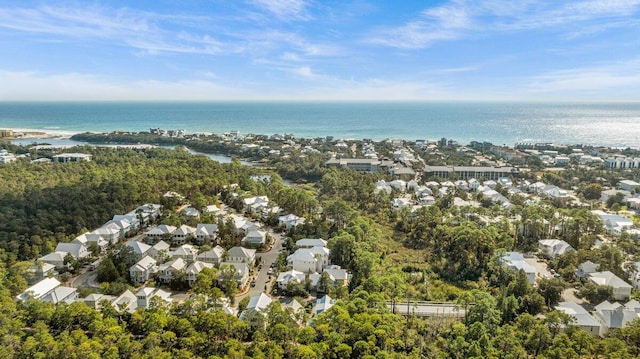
[71,269,100,289]
[237,230,285,301]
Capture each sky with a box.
[0,0,639,101]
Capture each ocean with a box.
[1,101,640,147]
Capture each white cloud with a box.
[527,59,640,94]
[367,0,640,49]
[249,0,311,20]
[0,70,260,101]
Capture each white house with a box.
[278,214,305,229]
[538,239,574,258]
[588,271,633,300]
[555,301,603,337]
[593,210,634,236]
[124,241,151,261]
[241,230,267,247]
[197,245,225,266]
[240,292,273,327]
[323,265,349,287]
[230,215,261,236]
[314,295,337,316]
[17,277,77,305]
[173,225,196,246]
[619,180,640,192]
[157,258,187,284]
[375,180,392,195]
[226,246,256,265]
[130,256,158,285]
[218,262,250,288]
[244,196,270,214]
[181,207,201,219]
[501,252,537,284]
[135,287,171,309]
[171,244,197,263]
[55,242,88,260]
[145,225,176,244]
[594,300,640,334]
[147,240,171,262]
[38,251,69,269]
[296,238,327,248]
[113,214,140,230]
[576,261,600,279]
[276,269,306,290]
[92,226,121,244]
[287,249,319,273]
[186,261,214,287]
[195,224,218,244]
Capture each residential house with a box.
[323,265,349,287]
[171,244,197,264]
[181,207,200,219]
[74,233,108,252]
[619,180,640,192]
[111,290,138,313]
[588,271,633,300]
[276,270,306,290]
[240,292,273,327]
[173,225,196,246]
[103,220,131,239]
[157,258,187,284]
[278,214,305,229]
[135,287,171,309]
[296,238,327,248]
[244,196,270,214]
[195,224,218,244]
[28,261,56,282]
[203,204,222,215]
[314,295,337,316]
[241,230,267,247]
[576,261,600,279]
[288,249,319,273]
[82,293,116,310]
[91,226,120,244]
[391,197,412,211]
[594,300,640,334]
[144,225,176,244]
[38,251,69,269]
[217,262,250,289]
[186,261,214,287]
[501,252,537,284]
[230,215,261,236]
[226,246,256,265]
[555,301,603,336]
[17,277,77,305]
[147,240,171,262]
[538,239,574,259]
[124,241,151,262]
[197,245,225,266]
[593,210,634,236]
[113,214,141,230]
[375,180,392,195]
[55,242,89,260]
[129,256,158,285]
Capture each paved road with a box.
[71,269,100,289]
[238,230,285,301]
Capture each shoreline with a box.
[2,128,81,140]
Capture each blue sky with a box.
[0,0,639,101]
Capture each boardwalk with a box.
[387,301,466,319]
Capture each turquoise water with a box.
[1,101,639,147]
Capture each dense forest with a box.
[1,141,640,358]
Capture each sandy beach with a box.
[1,128,81,139]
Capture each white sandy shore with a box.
[4,128,83,139]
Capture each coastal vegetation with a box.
[1,136,640,358]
